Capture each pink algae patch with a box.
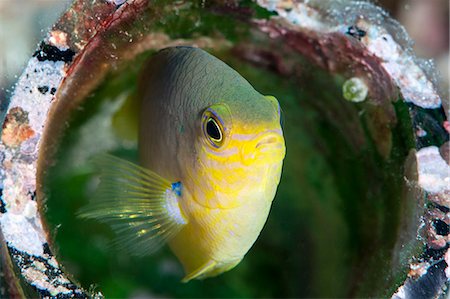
[1,107,35,147]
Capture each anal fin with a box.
[182,260,217,283]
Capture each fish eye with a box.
[201,104,231,149]
[202,113,225,148]
[206,117,222,142]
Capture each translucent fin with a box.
[78,154,187,255]
[112,93,139,142]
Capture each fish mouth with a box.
[255,132,285,151]
[241,131,285,164]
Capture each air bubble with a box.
[342,77,368,103]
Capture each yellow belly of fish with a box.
[168,195,271,282]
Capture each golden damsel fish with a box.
[79,46,286,282]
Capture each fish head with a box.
[189,94,286,210]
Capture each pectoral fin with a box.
[78,154,187,255]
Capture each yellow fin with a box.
[78,154,187,255]
[182,260,217,283]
